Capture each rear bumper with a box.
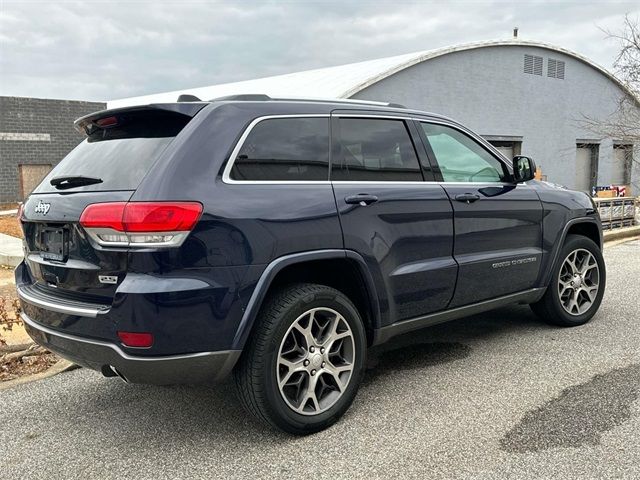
[21,312,241,385]
[14,260,264,355]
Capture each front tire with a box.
[530,234,606,326]
[234,283,366,434]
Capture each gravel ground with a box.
[1,240,639,479]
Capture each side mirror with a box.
[512,155,536,183]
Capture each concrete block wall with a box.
[0,96,105,202]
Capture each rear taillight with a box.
[80,202,202,248]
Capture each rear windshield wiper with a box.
[50,175,103,190]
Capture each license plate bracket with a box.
[38,227,68,262]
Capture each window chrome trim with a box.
[331,180,532,187]
[221,112,517,186]
[221,114,331,185]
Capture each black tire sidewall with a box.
[548,235,606,325]
[261,286,367,434]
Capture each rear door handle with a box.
[455,193,480,204]
[345,194,379,206]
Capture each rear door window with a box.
[35,110,191,193]
[332,117,423,181]
[230,117,330,181]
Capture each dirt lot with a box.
[0,350,58,382]
[0,267,18,301]
[0,268,54,381]
[0,267,27,345]
[0,215,22,238]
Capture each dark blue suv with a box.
[16,97,605,434]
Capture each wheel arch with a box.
[540,216,603,288]
[232,250,381,350]
[566,221,602,248]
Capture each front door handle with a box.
[345,194,379,206]
[455,193,480,204]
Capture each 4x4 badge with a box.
[34,201,51,215]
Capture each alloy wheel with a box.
[557,248,600,316]
[276,307,355,415]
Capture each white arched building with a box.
[110,40,639,194]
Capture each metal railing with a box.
[594,197,638,230]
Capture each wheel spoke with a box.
[293,316,315,352]
[298,374,320,412]
[566,251,579,274]
[580,254,596,275]
[278,358,306,387]
[567,296,578,314]
[583,285,598,302]
[302,392,320,412]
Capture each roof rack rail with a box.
[177,94,202,102]
[274,97,407,108]
[211,94,273,102]
[208,94,407,109]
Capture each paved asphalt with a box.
[1,239,640,479]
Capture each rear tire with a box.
[234,283,366,435]
[530,234,606,327]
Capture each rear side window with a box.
[35,110,191,193]
[332,118,422,181]
[230,117,329,181]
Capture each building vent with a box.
[548,58,565,79]
[524,54,543,75]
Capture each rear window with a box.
[34,110,191,193]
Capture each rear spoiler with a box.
[74,103,208,135]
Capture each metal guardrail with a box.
[594,197,638,230]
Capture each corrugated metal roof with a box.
[107,39,631,109]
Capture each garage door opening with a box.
[575,144,599,193]
[612,144,633,186]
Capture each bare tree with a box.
[582,15,640,142]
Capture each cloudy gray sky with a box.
[1,0,638,102]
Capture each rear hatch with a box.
[19,104,205,306]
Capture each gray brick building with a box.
[0,96,105,203]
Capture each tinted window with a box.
[332,118,422,181]
[230,117,329,181]
[421,123,506,182]
[35,110,190,193]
